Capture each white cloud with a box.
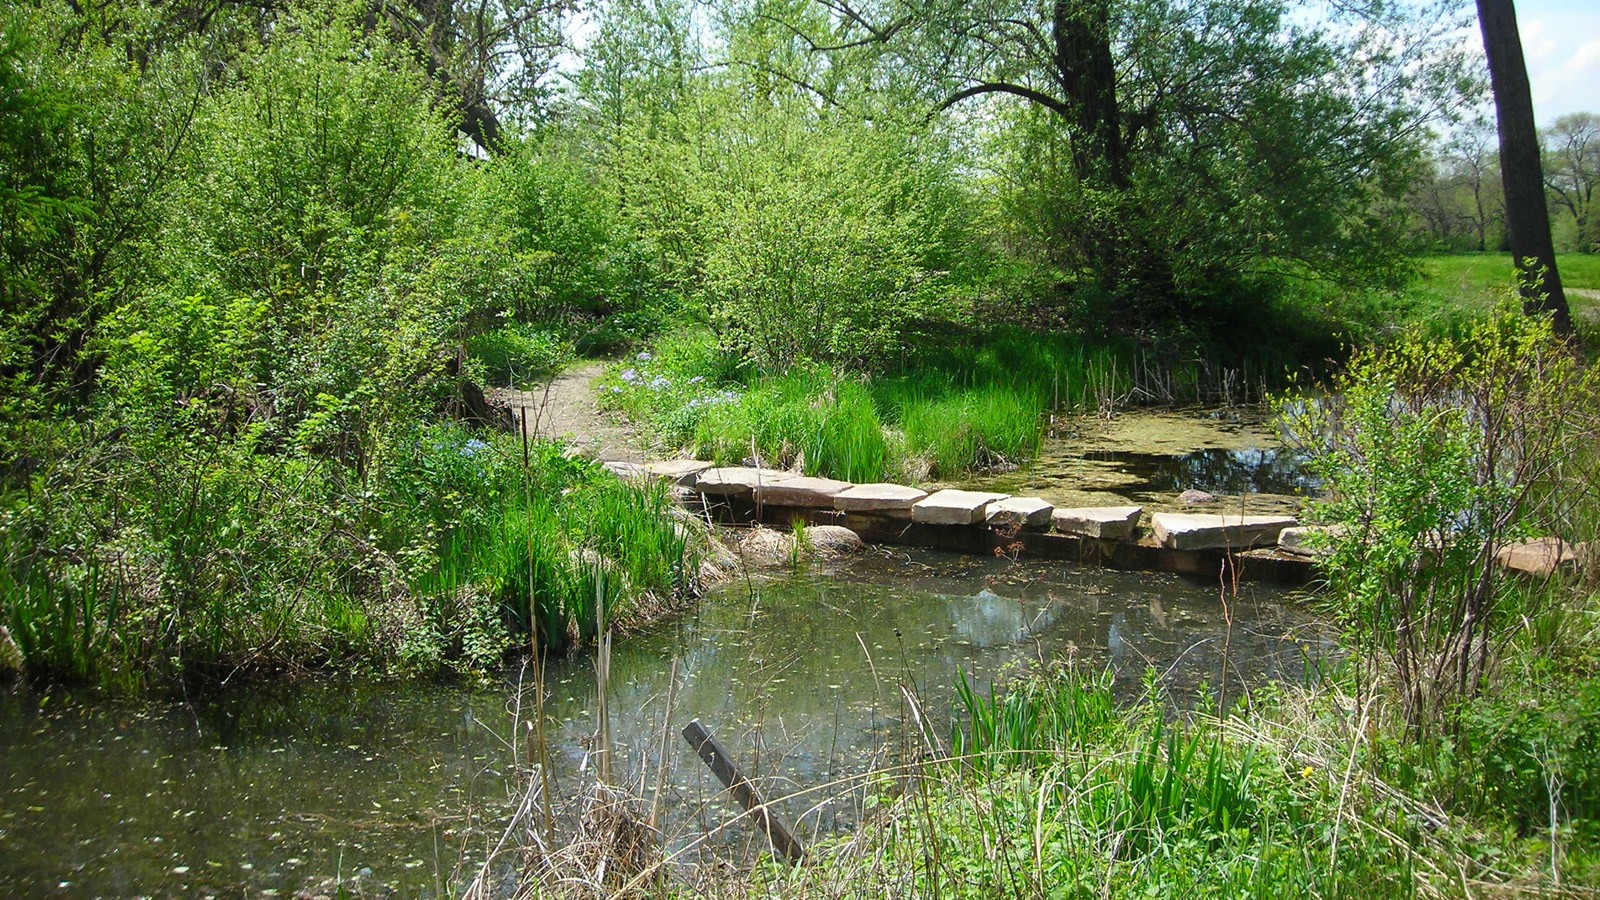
[1516,14,1600,123]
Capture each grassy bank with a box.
[1402,254,1600,335]
[0,428,702,689]
[597,327,1294,482]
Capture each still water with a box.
[0,548,1327,897]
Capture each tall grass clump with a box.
[689,370,888,482]
[406,434,699,659]
[747,670,1450,898]
[893,383,1046,477]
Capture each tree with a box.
[1446,120,1505,252]
[1476,0,1571,334]
[752,0,1469,337]
[1544,112,1599,253]
[374,0,575,153]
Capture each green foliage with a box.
[486,139,664,353]
[894,385,1044,478]
[699,117,946,370]
[769,670,1427,898]
[466,324,571,388]
[1279,303,1600,736]
[690,370,888,482]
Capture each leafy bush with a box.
[467,324,571,387]
[698,118,945,370]
[1280,303,1600,737]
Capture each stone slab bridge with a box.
[604,460,1585,586]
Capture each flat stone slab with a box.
[603,460,646,480]
[1496,537,1579,578]
[644,459,712,486]
[694,467,795,496]
[1278,525,1343,557]
[912,489,1010,526]
[834,483,928,516]
[754,475,853,507]
[1052,506,1143,540]
[1151,513,1298,551]
[986,497,1054,529]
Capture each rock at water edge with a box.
[1278,525,1344,557]
[1495,537,1578,578]
[986,497,1054,529]
[833,483,928,517]
[754,475,854,508]
[806,525,866,556]
[644,459,713,486]
[694,467,795,496]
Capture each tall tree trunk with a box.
[1476,0,1572,335]
[1053,0,1126,189]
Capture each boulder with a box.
[1495,537,1579,578]
[0,624,21,680]
[694,467,795,496]
[753,475,853,508]
[986,497,1054,529]
[806,524,866,556]
[912,489,1010,525]
[1150,512,1298,551]
[1052,506,1143,540]
[833,483,929,517]
[644,459,713,486]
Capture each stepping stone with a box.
[834,483,929,517]
[912,489,1010,525]
[754,475,853,507]
[603,460,646,480]
[1278,525,1343,557]
[1495,537,1580,577]
[1053,506,1143,540]
[986,497,1054,529]
[694,467,795,496]
[1150,512,1298,551]
[644,459,712,486]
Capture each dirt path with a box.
[489,362,652,463]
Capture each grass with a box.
[1,424,701,686]
[415,437,699,656]
[604,327,1147,482]
[488,660,1599,898]
[1405,253,1600,335]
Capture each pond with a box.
[0,547,1329,897]
[961,408,1319,517]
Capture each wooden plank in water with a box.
[681,719,805,864]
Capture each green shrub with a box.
[1279,302,1600,738]
[699,118,943,370]
[467,324,571,387]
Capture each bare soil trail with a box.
[489,361,652,463]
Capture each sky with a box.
[1510,0,1600,123]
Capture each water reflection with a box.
[1081,447,1319,496]
[0,548,1329,896]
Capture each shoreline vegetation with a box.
[4,0,1600,891]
